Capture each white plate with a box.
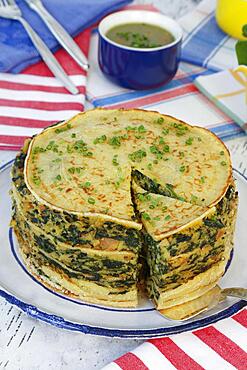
[0,160,246,338]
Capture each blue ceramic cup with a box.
[98,10,183,90]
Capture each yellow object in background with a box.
[216,0,247,40]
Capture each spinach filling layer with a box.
[132,169,185,201]
[26,246,136,292]
[13,209,140,288]
[12,153,142,252]
[39,251,138,289]
[13,196,142,252]
[143,182,237,291]
[18,229,138,290]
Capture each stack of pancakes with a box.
[11,109,238,318]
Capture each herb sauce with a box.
[106,23,174,49]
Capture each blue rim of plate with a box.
[0,159,246,338]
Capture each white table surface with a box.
[1,1,247,369]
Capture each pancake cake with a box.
[11,108,238,318]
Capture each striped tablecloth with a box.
[0,28,90,150]
[179,0,238,71]
[103,310,247,370]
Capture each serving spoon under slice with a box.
[158,286,247,321]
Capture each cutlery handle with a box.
[18,17,79,95]
[28,1,89,71]
[222,287,247,300]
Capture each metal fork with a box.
[24,0,89,72]
[0,0,79,95]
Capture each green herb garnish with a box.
[138,125,147,133]
[179,165,186,173]
[52,158,62,163]
[185,137,193,145]
[162,144,170,153]
[109,136,122,148]
[68,140,93,157]
[156,117,164,124]
[126,126,137,131]
[55,123,72,134]
[128,149,147,163]
[88,197,95,204]
[159,137,165,144]
[137,194,146,202]
[162,129,169,135]
[93,135,107,144]
[150,145,160,154]
[83,181,91,188]
[33,146,46,154]
[46,141,59,153]
[114,167,124,189]
[116,31,161,48]
[191,194,198,203]
[142,212,151,220]
[32,176,41,186]
[112,155,119,166]
[171,122,189,136]
[68,167,75,174]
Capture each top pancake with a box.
[25,109,231,223]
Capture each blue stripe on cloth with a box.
[181,15,228,72]
[182,11,214,45]
[91,70,212,107]
[211,123,246,141]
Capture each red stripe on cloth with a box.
[0,81,86,94]
[107,84,198,109]
[0,135,30,145]
[0,144,21,151]
[115,352,148,370]
[0,99,83,111]
[233,309,247,328]
[194,326,247,370]
[0,116,57,128]
[149,338,204,370]
[124,4,159,12]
